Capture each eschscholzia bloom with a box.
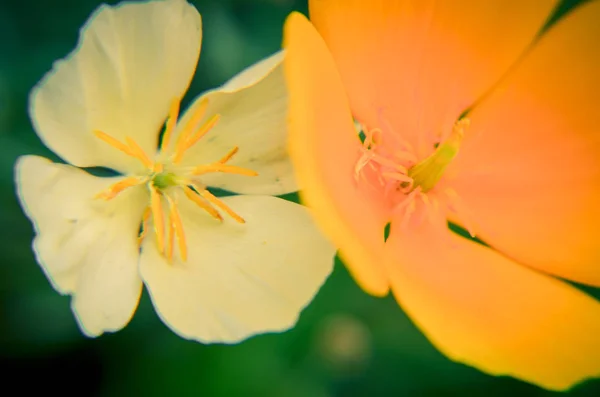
[15,0,335,343]
[283,0,600,390]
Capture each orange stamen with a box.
[182,185,223,222]
[125,137,153,169]
[166,212,175,260]
[200,190,245,223]
[138,207,152,247]
[362,127,381,149]
[371,154,408,173]
[400,195,418,231]
[150,186,165,254]
[218,146,239,164]
[381,172,413,183]
[95,176,145,200]
[192,163,258,177]
[94,130,136,157]
[161,98,181,150]
[153,162,164,173]
[166,196,187,262]
[94,130,153,169]
[174,114,222,164]
[173,97,209,162]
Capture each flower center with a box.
[355,117,475,237]
[152,172,177,190]
[92,97,258,262]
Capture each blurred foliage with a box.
[1,0,599,396]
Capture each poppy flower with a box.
[16,0,335,343]
[283,0,600,390]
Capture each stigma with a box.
[408,118,469,193]
[92,97,258,262]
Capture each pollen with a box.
[91,97,259,262]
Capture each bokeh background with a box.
[1,0,599,395]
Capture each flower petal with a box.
[139,194,335,343]
[173,51,293,195]
[15,155,146,336]
[309,0,557,154]
[284,13,390,296]
[449,1,600,286]
[384,220,600,391]
[30,0,201,173]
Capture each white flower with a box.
[15,0,334,343]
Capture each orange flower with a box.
[283,0,600,390]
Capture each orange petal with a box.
[284,12,390,296]
[309,0,557,156]
[449,1,600,286]
[384,219,600,391]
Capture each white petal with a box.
[30,0,201,173]
[140,194,335,343]
[173,51,295,195]
[15,155,147,336]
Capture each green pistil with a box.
[408,118,469,193]
[153,172,178,190]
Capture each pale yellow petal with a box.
[221,50,285,92]
[15,155,147,336]
[172,52,294,195]
[140,194,335,343]
[30,0,201,173]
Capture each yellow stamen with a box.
[166,196,187,262]
[161,98,181,150]
[95,176,144,200]
[200,190,245,223]
[182,185,223,222]
[125,137,153,169]
[173,97,209,162]
[138,207,152,247]
[193,163,258,177]
[150,186,165,254]
[174,114,222,163]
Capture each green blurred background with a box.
[1,0,599,395]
